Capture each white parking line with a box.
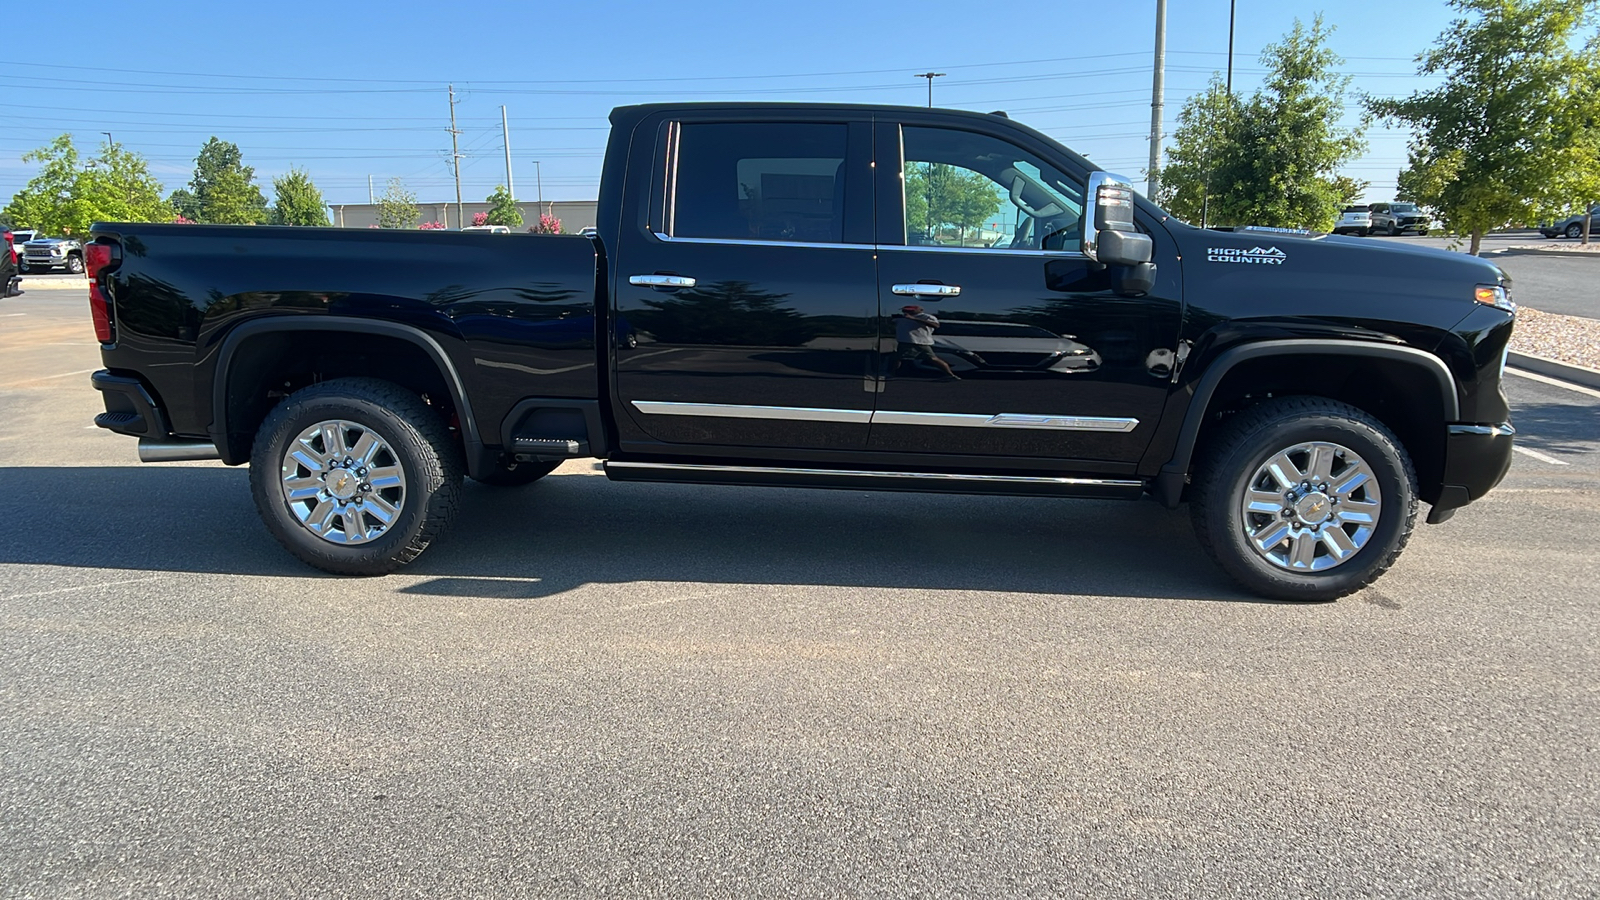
[1505,367,1600,400]
[1513,445,1570,466]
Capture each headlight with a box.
[1474,284,1515,312]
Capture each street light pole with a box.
[913,72,946,108]
[101,132,114,148]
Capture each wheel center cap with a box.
[1295,493,1332,524]
[327,469,359,500]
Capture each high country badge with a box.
[1207,246,1287,265]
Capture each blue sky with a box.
[0,0,1461,210]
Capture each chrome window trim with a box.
[647,232,1087,258]
[631,400,1138,433]
[606,460,1141,487]
[631,400,872,424]
[879,244,1088,259]
[651,232,869,251]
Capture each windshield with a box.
[1391,204,1418,213]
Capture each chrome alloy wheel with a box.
[279,420,407,545]
[1239,441,1383,573]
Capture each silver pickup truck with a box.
[22,236,86,274]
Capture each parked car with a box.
[1332,205,1371,236]
[9,229,38,272]
[461,225,512,234]
[1538,204,1600,239]
[85,101,1516,602]
[23,236,86,274]
[1368,202,1431,236]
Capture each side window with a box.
[664,122,849,244]
[901,126,1084,251]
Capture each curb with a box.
[1508,351,1600,391]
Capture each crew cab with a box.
[1368,202,1431,236]
[85,103,1517,601]
[23,235,86,274]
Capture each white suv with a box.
[1332,205,1370,236]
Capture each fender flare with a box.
[1151,339,1459,507]
[208,315,485,474]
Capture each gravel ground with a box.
[1509,306,1600,370]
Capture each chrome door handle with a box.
[892,283,961,297]
[630,274,697,288]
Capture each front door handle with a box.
[630,274,697,289]
[892,283,961,297]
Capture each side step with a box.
[603,460,1145,499]
[509,436,589,461]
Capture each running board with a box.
[603,460,1145,499]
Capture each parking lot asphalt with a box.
[2,290,1597,897]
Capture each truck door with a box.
[869,121,1182,469]
[611,117,878,452]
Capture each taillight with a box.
[85,242,115,278]
[3,232,13,265]
[90,283,113,342]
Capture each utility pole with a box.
[448,84,464,229]
[1147,0,1167,199]
[914,72,945,108]
[501,105,515,201]
[534,160,544,221]
[1226,0,1237,95]
[368,175,374,205]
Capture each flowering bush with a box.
[172,215,195,224]
[472,211,489,227]
[529,212,562,235]
[417,221,447,230]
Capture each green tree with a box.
[1370,0,1600,254]
[4,135,85,235]
[76,142,173,226]
[1159,17,1367,231]
[189,137,268,224]
[270,168,330,226]
[904,163,1003,243]
[376,178,419,229]
[168,188,200,222]
[3,135,172,234]
[484,185,523,227]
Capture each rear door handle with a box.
[891,283,961,297]
[630,274,697,289]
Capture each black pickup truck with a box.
[85,103,1516,601]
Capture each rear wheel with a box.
[1568,223,1583,239]
[249,377,463,575]
[472,456,561,487]
[1190,397,1418,602]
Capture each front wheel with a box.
[1568,223,1583,239]
[249,377,463,575]
[66,255,84,274]
[1190,397,1418,602]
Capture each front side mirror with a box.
[1083,171,1153,266]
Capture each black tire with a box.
[1190,397,1418,602]
[472,456,561,487]
[249,377,463,575]
[1567,223,1583,239]
[17,260,29,274]
[66,255,84,274]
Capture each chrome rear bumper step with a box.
[603,460,1144,499]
